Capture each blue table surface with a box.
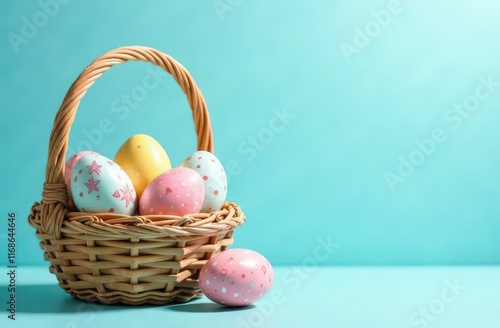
[1,266,499,328]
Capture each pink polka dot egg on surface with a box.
[199,249,274,307]
[139,167,205,216]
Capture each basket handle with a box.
[41,45,214,237]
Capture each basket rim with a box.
[30,201,244,239]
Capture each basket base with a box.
[63,284,203,305]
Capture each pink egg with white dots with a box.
[139,167,204,216]
[199,249,274,307]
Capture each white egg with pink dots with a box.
[181,150,227,213]
[199,249,274,307]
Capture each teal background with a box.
[1,0,499,267]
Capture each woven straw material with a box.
[28,46,245,305]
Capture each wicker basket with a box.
[28,46,245,305]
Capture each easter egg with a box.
[65,151,100,210]
[180,151,227,212]
[70,153,137,215]
[114,134,172,199]
[199,249,274,307]
[65,151,100,189]
[139,167,204,216]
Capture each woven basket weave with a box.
[28,46,245,305]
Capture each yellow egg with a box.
[114,134,172,199]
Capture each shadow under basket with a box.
[27,46,245,305]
